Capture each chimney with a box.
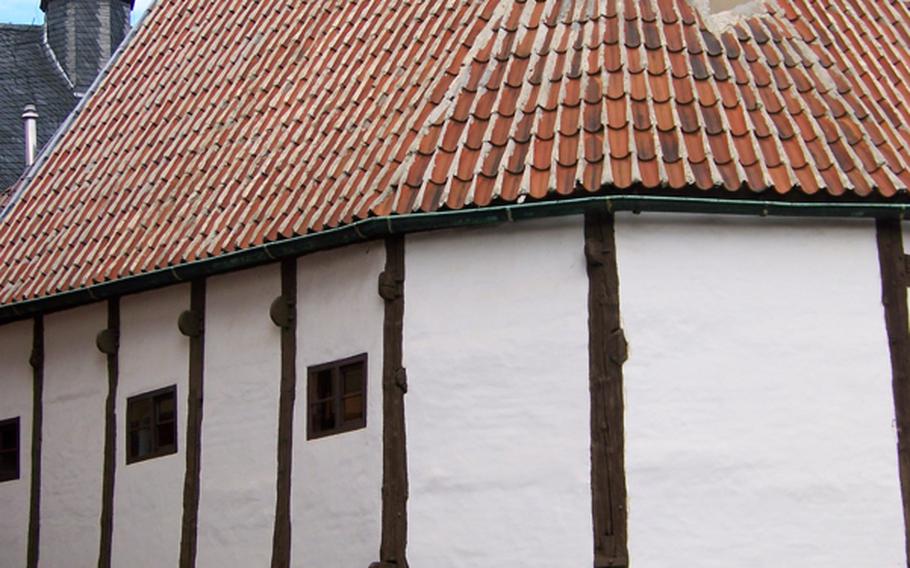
[22,105,39,168]
[41,0,134,93]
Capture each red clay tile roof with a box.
[0,0,909,305]
[389,0,910,211]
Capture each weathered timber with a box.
[271,260,297,568]
[876,218,910,566]
[27,316,44,568]
[377,236,409,568]
[585,212,629,568]
[179,281,205,568]
[97,299,119,568]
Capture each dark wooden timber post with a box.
[876,218,910,565]
[179,281,206,568]
[271,259,297,568]
[585,212,629,567]
[375,236,409,568]
[97,299,120,568]
[27,316,44,568]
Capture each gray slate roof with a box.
[0,24,77,191]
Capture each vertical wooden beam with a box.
[27,316,44,568]
[179,281,206,568]
[376,236,409,568]
[97,298,119,568]
[585,212,629,568]
[876,218,910,565]
[271,260,297,568]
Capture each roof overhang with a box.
[0,193,906,325]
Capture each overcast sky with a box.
[1,0,155,26]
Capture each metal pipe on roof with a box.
[21,105,39,168]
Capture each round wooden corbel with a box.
[394,367,408,393]
[29,347,42,369]
[96,328,118,355]
[378,270,403,301]
[609,329,629,365]
[269,295,294,329]
[178,310,203,338]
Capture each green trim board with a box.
[1,195,908,325]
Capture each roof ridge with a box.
[0,23,42,32]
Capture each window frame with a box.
[126,385,178,465]
[0,417,20,483]
[307,353,368,440]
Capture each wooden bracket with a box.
[585,237,605,267]
[269,295,295,329]
[178,309,203,337]
[609,329,628,364]
[378,270,403,301]
[394,368,408,393]
[96,328,119,355]
[28,346,42,369]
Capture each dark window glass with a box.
[316,369,334,400]
[157,423,176,449]
[312,400,335,433]
[343,394,363,422]
[0,417,19,483]
[342,362,364,394]
[307,354,367,440]
[127,386,177,464]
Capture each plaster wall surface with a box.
[40,303,107,566]
[404,217,594,567]
[616,214,905,567]
[291,242,385,567]
[197,265,281,567]
[111,285,190,567]
[0,320,33,568]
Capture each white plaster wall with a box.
[112,284,190,567]
[197,265,281,567]
[0,320,33,568]
[616,213,905,567]
[41,303,107,567]
[404,217,593,567]
[292,242,385,568]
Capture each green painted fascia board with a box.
[0,194,907,324]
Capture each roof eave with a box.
[0,193,906,325]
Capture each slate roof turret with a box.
[0,23,77,192]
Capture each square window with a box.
[127,386,177,464]
[0,417,20,483]
[307,354,367,440]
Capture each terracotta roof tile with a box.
[2,0,910,304]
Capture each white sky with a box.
[132,0,155,24]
